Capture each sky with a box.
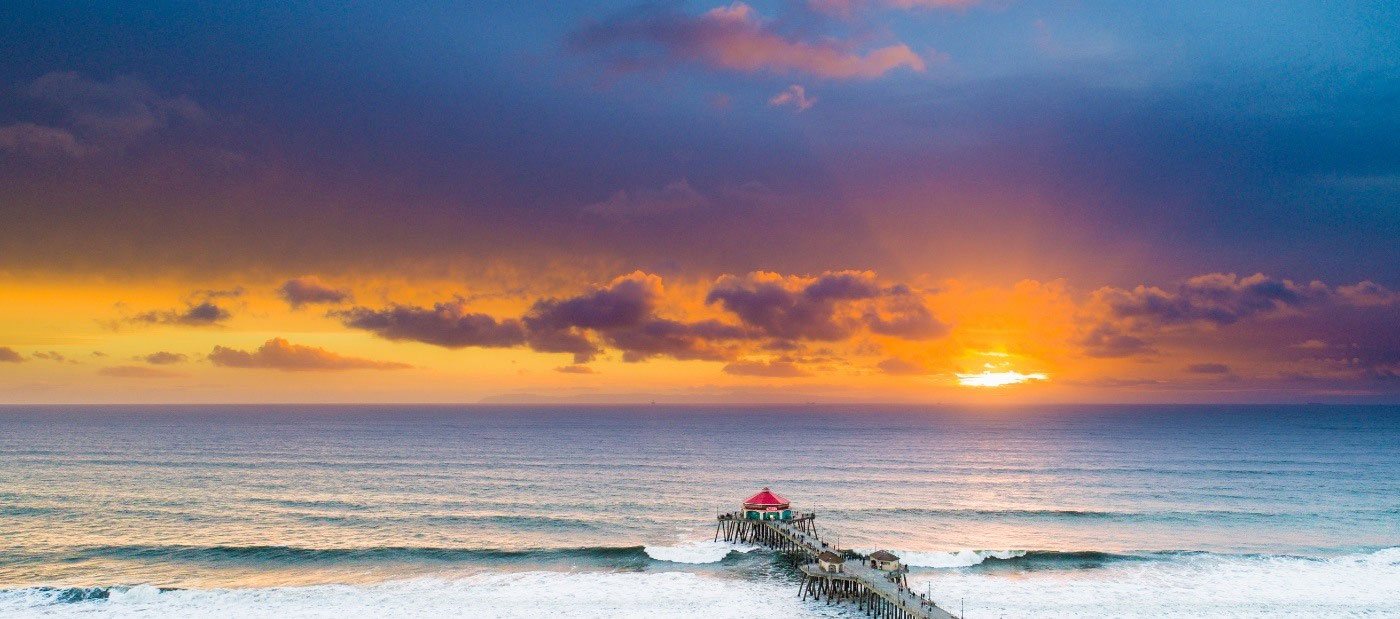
[0,0,1397,404]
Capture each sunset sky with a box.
[1,1,1396,403]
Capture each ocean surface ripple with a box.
[0,404,1396,617]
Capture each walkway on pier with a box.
[719,513,957,619]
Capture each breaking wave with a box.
[0,573,843,619]
[2,549,1395,617]
[643,541,758,564]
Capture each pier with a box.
[715,488,958,619]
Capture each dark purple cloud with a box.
[335,301,528,348]
[706,270,944,341]
[1083,274,1398,368]
[139,351,188,365]
[525,274,657,331]
[1186,363,1230,374]
[1079,324,1156,358]
[339,270,941,365]
[278,276,351,308]
[524,272,751,363]
[603,318,748,362]
[130,301,232,327]
[0,347,25,363]
[1093,273,1377,327]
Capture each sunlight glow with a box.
[956,369,1049,388]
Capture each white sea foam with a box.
[0,572,851,619]
[643,540,757,564]
[3,549,1398,618]
[893,549,1028,568]
[910,547,1400,618]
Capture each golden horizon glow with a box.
[0,271,1388,404]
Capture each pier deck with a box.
[716,513,957,619]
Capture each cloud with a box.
[190,287,245,301]
[208,338,412,371]
[0,123,93,157]
[23,71,205,138]
[340,270,945,367]
[0,72,206,157]
[278,276,352,308]
[571,2,926,79]
[582,179,710,219]
[769,84,815,111]
[864,289,949,339]
[809,0,979,16]
[524,271,749,363]
[707,271,876,340]
[1079,323,1155,358]
[98,365,185,379]
[606,317,749,362]
[32,351,74,363]
[0,347,24,363]
[139,351,188,365]
[1186,363,1231,374]
[877,357,928,375]
[555,365,596,374]
[1062,377,1163,388]
[130,301,232,327]
[723,359,813,377]
[1092,273,1391,328]
[1081,273,1398,365]
[1336,281,1397,307]
[336,301,527,349]
[706,270,944,341]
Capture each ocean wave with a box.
[643,541,758,564]
[866,548,1134,569]
[834,506,1327,520]
[887,547,1400,571]
[292,512,604,530]
[0,573,838,618]
[895,549,1030,568]
[43,544,654,566]
[908,546,1400,618]
[2,550,1396,618]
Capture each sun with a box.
[956,362,1049,388]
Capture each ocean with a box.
[0,405,1396,618]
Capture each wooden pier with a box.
[716,511,958,619]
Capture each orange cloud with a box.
[723,359,813,377]
[209,338,411,371]
[98,365,186,378]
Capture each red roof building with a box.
[741,487,793,520]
